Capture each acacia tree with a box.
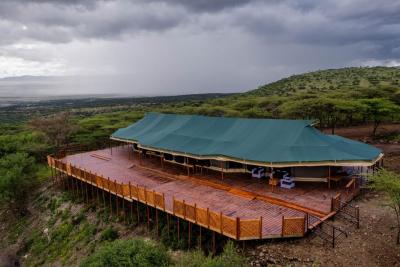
[361,98,400,136]
[369,169,400,244]
[30,112,78,148]
[0,152,37,215]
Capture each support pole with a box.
[114,180,119,217]
[129,182,133,223]
[212,231,216,255]
[108,177,113,216]
[177,218,180,241]
[155,208,159,236]
[188,221,191,249]
[146,205,150,232]
[199,225,202,249]
[167,213,170,238]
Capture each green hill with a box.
[174,67,400,134]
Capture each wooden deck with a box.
[53,145,358,239]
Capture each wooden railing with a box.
[172,198,262,240]
[282,216,306,237]
[47,155,307,240]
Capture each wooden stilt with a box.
[114,180,119,217]
[122,197,126,223]
[102,180,106,207]
[199,225,202,249]
[129,182,133,223]
[177,218,180,241]
[188,221,191,249]
[85,180,89,204]
[155,208,159,236]
[108,178,112,216]
[167,213,170,238]
[212,231,216,255]
[146,205,150,231]
[136,199,140,224]
[79,179,84,202]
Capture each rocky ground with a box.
[246,190,400,266]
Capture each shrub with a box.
[100,227,119,242]
[80,239,170,267]
[176,241,247,267]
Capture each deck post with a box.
[101,177,106,207]
[129,182,133,223]
[281,216,284,237]
[188,221,191,249]
[113,180,117,214]
[212,231,216,255]
[259,216,263,239]
[107,177,113,216]
[155,208,159,236]
[332,227,335,248]
[220,211,223,234]
[122,194,126,223]
[72,175,77,198]
[90,174,95,203]
[199,225,202,249]
[177,218,180,241]
[136,184,140,224]
[167,213,170,238]
[79,178,84,202]
[146,206,150,232]
[236,217,240,240]
[136,191,140,224]
[85,174,89,204]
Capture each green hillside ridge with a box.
[172,67,400,134]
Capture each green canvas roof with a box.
[111,113,382,166]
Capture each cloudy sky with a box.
[0,0,399,96]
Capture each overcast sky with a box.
[0,0,399,96]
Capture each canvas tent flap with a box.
[111,112,382,166]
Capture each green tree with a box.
[361,99,400,136]
[30,112,79,148]
[369,169,400,244]
[0,152,37,215]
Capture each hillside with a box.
[249,66,400,97]
[177,67,400,134]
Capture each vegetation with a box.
[0,152,37,215]
[369,169,400,244]
[80,239,171,267]
[30,112,79,148]
[175,241,247,267]
[0,66,399,266]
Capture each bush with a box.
[176,241,247,267]
[100,227,119,242]
[80,239,171,267]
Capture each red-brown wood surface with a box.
[60,146,354,238]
